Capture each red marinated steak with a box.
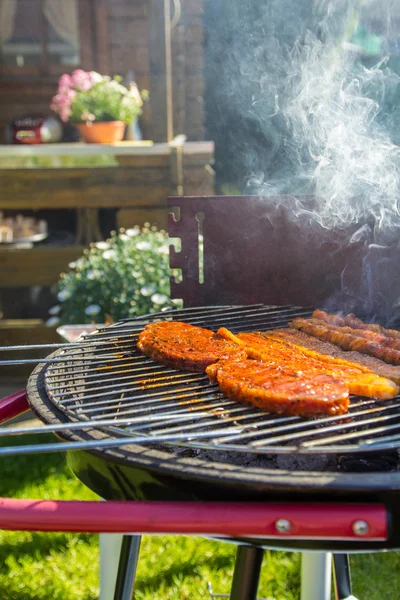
[137,321,248,372]
[206,359,349,417]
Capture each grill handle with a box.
[0,390,29,424]
[0,499,387,541]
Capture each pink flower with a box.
[50,89,76,121]
[58,73,72,93]
[60,106,72,122]
[66,89,77,102]
[70,69,94,92]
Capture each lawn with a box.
[0,433,399,599]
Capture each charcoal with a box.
[338,451,399,472]
[276,453,335,472]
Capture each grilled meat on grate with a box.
[313,309,400,340]
[206,358,349,417]
[291,316,400,366]
[266,328,400,382]
[137,317,400,419]
[137,321,247,372]
[310,318,400,351]
[217,329,398,400]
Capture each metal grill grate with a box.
[37,304,400,455]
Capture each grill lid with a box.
[25,304,400,455]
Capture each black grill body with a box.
[25,305,400,551]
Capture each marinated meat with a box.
[217,328,398,399]
[137,321,248,372]
[313,309,400,340]
[311,312,400,350]
[137,316,400,420]
[206,359,349,417]
[267,328,400,384]
[291,317,400,365]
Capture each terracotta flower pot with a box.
[75,121,126,144]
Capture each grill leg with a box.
[99,533,123,600]
[333,554,357,600]
[113,534,142,600]
[300,552,332,600]
[229,545,264,600]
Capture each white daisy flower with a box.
[95,241,109,250]
[151,293,169,305]
[57,290,71,302]
[103,249,117,260]
[157,244,170,255]
[85,304,101,316]
[126,227,140,237]
[90,71,103,84]
[136,241,151,251]
[68,261,77,269]
[140,285,155,297]
[46,317,60,327]
[48,305,61,315]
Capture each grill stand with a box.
[99,533,127,600]
[0,396,366,598]
[0,377,368,599]
[113,535,141,600]
[301,553,332,600]
[333,554,355,600]
[230,546,264,600]
[108,539,352,600]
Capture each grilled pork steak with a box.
[137,321,247,372]
[268,328,400,384]
[206,359,349,417]
[216,328,398,400]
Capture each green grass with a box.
[0,433,399,599]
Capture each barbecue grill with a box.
[1,195,399,600]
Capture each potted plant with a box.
[46,225,181,327]
[50,70,147,143]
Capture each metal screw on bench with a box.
[352,520,369,536]
[275,518,292,533]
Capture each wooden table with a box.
[0,140,214,289]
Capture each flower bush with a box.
[47,225,181,326]
[50,69,147,124]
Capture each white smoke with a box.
[206,0,400,320]
[244,1,400,231]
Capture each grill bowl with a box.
[25,305,400,551]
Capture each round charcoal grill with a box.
[12,304,400,551]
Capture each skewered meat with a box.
[217,328,398,399]
[206,359,349,417]
[291,317,400,365]
[137,321,247,372]
[312,311,400,350]
[313,309,400,340]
